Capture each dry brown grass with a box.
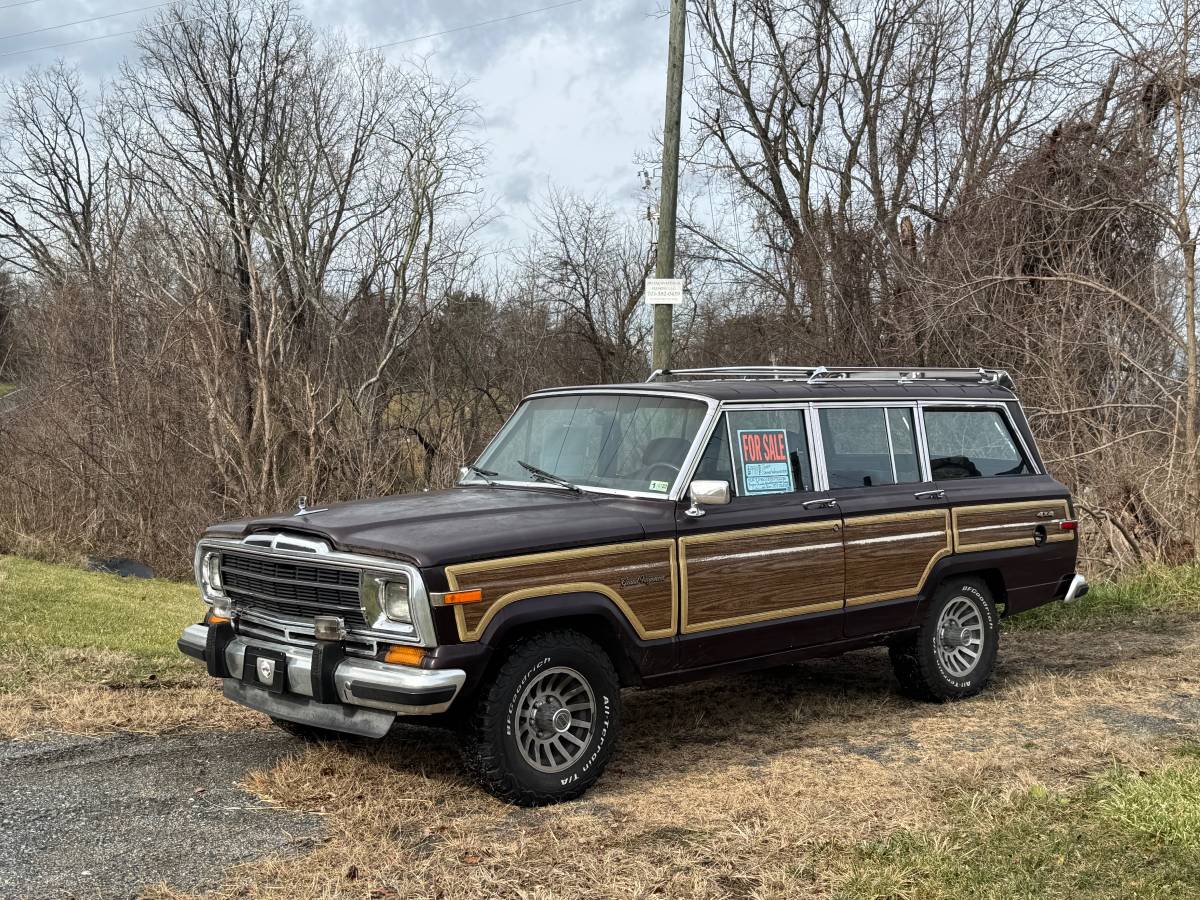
[142,621,1200,900]
[0,647,263,739]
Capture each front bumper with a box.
[178,623,467,727]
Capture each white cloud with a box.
[0,0,671,242]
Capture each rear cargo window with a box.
[924,409,1033,479]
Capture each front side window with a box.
[819,406,922,488]
[724,408,812,496]
[924,409,1032,479]
[472,394,708,495]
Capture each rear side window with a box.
[924,409,1033,479]
[818,407,921,488]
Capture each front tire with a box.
[461,630,620,806]
[890,577,999,701]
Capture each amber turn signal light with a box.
[443,588,483,605]
[204,608,230,625]
[383,645,426,667]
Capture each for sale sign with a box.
[736,428,794,495]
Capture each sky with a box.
[0,0,674,245]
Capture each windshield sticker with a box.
[737,428,794,495]
[649,479,670,492]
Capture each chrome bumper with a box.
[1063,573,1089,604]
[178,623,466,718]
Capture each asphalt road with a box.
[0,729,322,898]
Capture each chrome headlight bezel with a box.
[194,545,226,605]
[360,572,418,637]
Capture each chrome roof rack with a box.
[645,365,1014,389]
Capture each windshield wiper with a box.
[463,463,499,485]
[517,460,581,493]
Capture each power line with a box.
[0,0,56,10]
[0,0,588,61]
[0,1,183,43]
[362,0,585,53]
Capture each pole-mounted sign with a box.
[644,277,684,305]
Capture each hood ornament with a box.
[293,495,327,517]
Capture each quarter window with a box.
[818,406,921,488]
[923,409,1032,479]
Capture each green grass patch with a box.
[1009,564,1200,631]
[838,750,1200,900]
[0,555,204,691]
[0,383,14,398]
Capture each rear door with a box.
[812,403,952,637]
[675,405,845,668]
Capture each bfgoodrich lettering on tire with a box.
[461,629,620,806]
[889,577,999,702]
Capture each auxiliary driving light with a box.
[313,615,346,641]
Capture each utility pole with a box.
[651,0,686,373]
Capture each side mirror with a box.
[686,480,730,518]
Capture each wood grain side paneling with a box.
[680,521,844,633]
[953,499,1074,552]
[445,540,677,641]
[843,510,951,607]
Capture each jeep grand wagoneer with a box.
[179,366,1086,805]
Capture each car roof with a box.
[528,379,1017,404]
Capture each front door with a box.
[675,407,845,668]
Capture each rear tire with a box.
[461,630,620,806]
[890,577,999,702]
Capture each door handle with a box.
[803,497,838,509]
[914,489,946,500]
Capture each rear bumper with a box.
[1063,573,1089,603]
[178,623,466,721]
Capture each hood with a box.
[203,486,661,568]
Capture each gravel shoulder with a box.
[0,729,321,899]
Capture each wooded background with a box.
[0,0,1197,578]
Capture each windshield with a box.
[469,394,709,496]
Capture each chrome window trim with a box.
[196,537,436,647]
[692,398,1038,490]
[464,389,721,502]
[678,401,825,497]
[883,409,900,484]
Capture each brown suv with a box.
[179,366,1085,805]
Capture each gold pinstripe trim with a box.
[844,509,952,607]
[445,539,678,642]
[952,499,1073,553]
[679,519,842,634]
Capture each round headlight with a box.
[379,578,412,624]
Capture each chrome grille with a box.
[220,551,367,628]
